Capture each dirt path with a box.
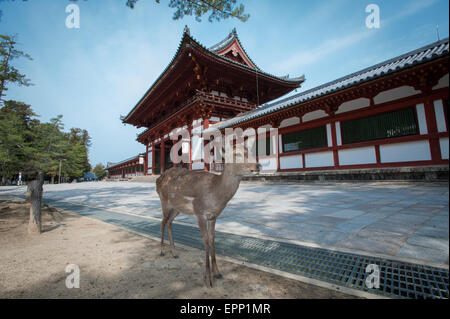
[0,197,355,299]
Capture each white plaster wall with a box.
[336,98,370,114]
[326,124,333,147]
[279,135,283,154]
[271,133,278,154]
[305,151,334,168]
[302,110,328,122]
[434,100,447,133]
[279,117,300,128]
[338,147,377,166]
[440,137,449,160]
[259,157,278,171]
[380,140,431,163]
[433,74,449,90]
[148,151,152,167]
[182,140,190,154]
[416,103,428,135]
[280,155,303,169]
[191,135,203,160]
[336,122,342,146]
[374,86,421,105]
[192,162,205,170]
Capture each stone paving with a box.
[1,180,448,266]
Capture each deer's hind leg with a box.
[166,209,180,258]
[197,215,212,288]
[208,219,222,279]
[160,202,171,256]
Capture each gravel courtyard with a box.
[1,180,448,266]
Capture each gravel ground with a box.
[0,198,354,299]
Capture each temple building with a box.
[106,153,145,179]
[107,27,449,178]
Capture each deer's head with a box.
[223,145,261,176]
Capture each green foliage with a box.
[0,34,33,105]
[0,100,37,183]
[0,102,92,183]
[72,0,249,22]
[0,33,92,184]
[93,163,107,180]
[166,0,249,22]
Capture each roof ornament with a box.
[183,25,190,36]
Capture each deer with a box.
[156,145,261,287]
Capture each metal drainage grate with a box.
[42,198,449,299]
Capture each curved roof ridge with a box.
[208,28,261,71]
[209,28,237,52]
[124,27,304,124]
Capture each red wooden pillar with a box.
[424,99,442,162]
[151,142,155,175]
[145,143,148,176]
[161,140,165,174]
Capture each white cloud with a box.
[384,0,438,24]
[277,28,372,72]
[276,0,439,74]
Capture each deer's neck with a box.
[217,164,242,202]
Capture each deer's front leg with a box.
[166,209,179,258]
[160,216,167,256]
[197,216,212,288]
[208,219,222,279]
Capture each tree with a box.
[0,35,32,106]
[93,163,105,180]
[93,163,107,180]
[0,100,37,185]
[72,0,250,22]
[68,128,92,175]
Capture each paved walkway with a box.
[1,181,448,266]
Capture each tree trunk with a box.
[26,183,31,202]
[51,175,54,184]
[28,176,44,234]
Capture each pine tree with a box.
[0,35,32,106]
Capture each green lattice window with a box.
[282,126,327,152]
[341,107,418,144]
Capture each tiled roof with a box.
[106,153,145,169]
[123,27,304,124]
[208,28,262,71]
[209,28,239,53]
[210,37,449,131]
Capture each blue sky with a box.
[0,0,448,167]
